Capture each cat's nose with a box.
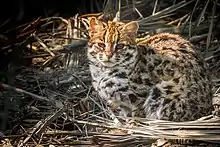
[105,51,113,58]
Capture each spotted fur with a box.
[87,17,213,121]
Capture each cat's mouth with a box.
[101,61,116,67]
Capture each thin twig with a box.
[206,0,217,49]
[33,34,55,56]
[0,83,50,102]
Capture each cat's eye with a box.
[97,42,105,48]
[115,44,125,50]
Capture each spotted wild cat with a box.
[87,17,213,122]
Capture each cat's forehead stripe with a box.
[104,23,120,43]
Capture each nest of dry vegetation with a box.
[1,0,220,146]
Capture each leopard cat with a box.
[87,17,213,122]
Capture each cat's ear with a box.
[122,21,139,34]
[89,17,105,37]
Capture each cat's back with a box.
[130,32,213,121]
[137,33,198,60]
[136,33,207,75]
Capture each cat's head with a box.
[87,17,139,68]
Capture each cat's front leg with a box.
[107,92,133,118]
